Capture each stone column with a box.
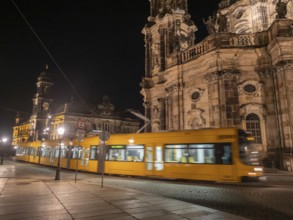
[158,98,166,130]
[159,29,166,71]
[205,72,221,128]
[275,62,293,153]
[259,69,280,155]
[165,85,175,130]
[144,34,152,78]
[144,102,152,132]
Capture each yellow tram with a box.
[15,128,263,182]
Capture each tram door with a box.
[80,148,89,170]
[145,145,164,176]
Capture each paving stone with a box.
[20,213,72,220]
[172,207,209,214]
[113,202,150,209]
[124,205,163,214]
[143,214,188,220]
[75,213,135,220]
[130,209,172,219]
[0,209,68,220]
[196,211,249,220]
[66,204,114,214]
[71,207,123,219]
[180,210,213,219]
[0,162,249,220]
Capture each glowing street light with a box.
[55,127,65,180]
[1,137,8,165]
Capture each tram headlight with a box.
[254,167,263,172]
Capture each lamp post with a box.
[55,127,65,180]
[98,130,110,188]
[1,137,8,165]
[75,130,85,183]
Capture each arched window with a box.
[246,113,262,144]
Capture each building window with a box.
[246,113,262,144]
[244,84,256,93]
[191,92,200,101]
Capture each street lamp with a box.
[98,130,110,188]
[74,131,85,183]
[55,127,65,180]
[1,137,8,165]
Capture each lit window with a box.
[246,113,262,144]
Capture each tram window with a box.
[30,147,35,155]
[126,145,144,162]
[165,145,188,163]
[109,146,125,161]
[45,147,52,157]
[90,146,98,160]
[165,143,232,164]
[72,147,79,159]
[61,148,67,158]
[215,144,232,164]
[42,148,47,157]
[189,144,215,164]
[24,147,29,155]
[54,148,59,158]
[204,148,215,164]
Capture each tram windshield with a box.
[239,130,261,166]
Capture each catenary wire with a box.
[10,0,90,111]
[0,106,30,115]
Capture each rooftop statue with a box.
[217,11,228,32]
[203,16,216,35]
[276,0,289,19]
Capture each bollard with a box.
[0,155,3,165]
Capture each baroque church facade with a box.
[140,0,293,170]
[12,67,140,145]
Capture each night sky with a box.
[0,0,219,138]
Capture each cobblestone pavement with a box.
[85,171,293,220]
[2,160,293,220]
[0,160,247,220]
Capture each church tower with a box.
[141,0,197,131]
[29,65,54,141]
[143,0,196,77]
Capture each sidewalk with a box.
[0,163,248,220]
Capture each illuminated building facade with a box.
[141,0,293,170]
[13,68,140,145]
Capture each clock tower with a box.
[30,65,54,141]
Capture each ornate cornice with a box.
[204,69,240,82]
[165,82,185,93]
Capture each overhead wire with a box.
[0,106,30,115]
[10,0,90,111]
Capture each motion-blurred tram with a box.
[15,128,263,182]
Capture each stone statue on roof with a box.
[203,16,216,35]
[276,0,289,19]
